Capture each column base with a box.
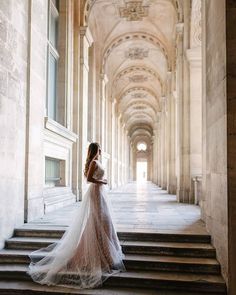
[161,184,167,190]
[168,185,177,195]
[177,188,192,203]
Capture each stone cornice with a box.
[44,117,78,142]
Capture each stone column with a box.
[152,123,158,184]
[167,72,177,194]
[132,143,137,181]
[161,97,167,189]
[78,26,93,199]
[202,0,228,287]
[117,115,122,186]
[176,20,191,203]
[187,0,202,203]
[186,47,202,200]
[157,117,162,186]
[129,141,134,181]
[25,0,48,220]
[100,73,108,151]
[110,99,117,188]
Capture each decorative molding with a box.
[129,74,148,83]
[114,66,164,90]
[190,0,201,48]
[132,92,147,98]
[186,47,202,67]
[44,117,78,142]
[121,87,157,101]
[125,47,149,60]
[80,26,93,46]
[119,1,149,21]
[124,100,158,113]
[133,105,146,110]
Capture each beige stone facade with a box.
[0,0,236,293]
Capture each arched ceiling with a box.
[86,0,182,147]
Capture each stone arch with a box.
[119,86,159,105]
[114,65,165,95]
[102,32,172,72]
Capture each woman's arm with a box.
[87,161,107,184]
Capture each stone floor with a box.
[29,182,208,235]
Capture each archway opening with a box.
[136,160,147,182]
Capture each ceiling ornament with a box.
[133,105,146,110]
[82,0,183,26]
[129,75,148,83]
[119,1,149,21]
[131,93,147,98]
[125,47,149,60]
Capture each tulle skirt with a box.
[28,183,125,289]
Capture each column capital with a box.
[80,26,93,46]
[186,47,202,67]
[100,73,109,84]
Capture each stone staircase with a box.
[0,227,227,294]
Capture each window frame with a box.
[46,0,60,122]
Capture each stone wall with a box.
[0,0,28,248]
[202,0,228,282]
[226,1,236,293]
[25,0,47,221]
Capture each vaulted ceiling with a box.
[86,0,182,148]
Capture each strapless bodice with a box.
[92,160,105,180]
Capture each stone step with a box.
[122,240,216,258]
[5,237,58,250]
[0,280,225,295]
[0,250,220,274]
[14,228,211,243]
[6,236,216,258]
[0,265,226,294]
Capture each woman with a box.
[28,142,125,289]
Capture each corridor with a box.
[28,182,207,235]
[1,0,236,292]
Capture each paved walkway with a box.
[29,182,207,235]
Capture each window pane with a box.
[50,12,58,48]
[45,157,60,186]
[52,0,59,10]
[48,53,57,120]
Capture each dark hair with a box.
[84,142,100,177]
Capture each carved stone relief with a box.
[119,1,149,21]
[131,93,147,98]
[129,75,148,83]
[125,47,149,60]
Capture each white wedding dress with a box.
[28,160,125,289]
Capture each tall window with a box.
[47,0,67,125]
[47,0,59,121]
